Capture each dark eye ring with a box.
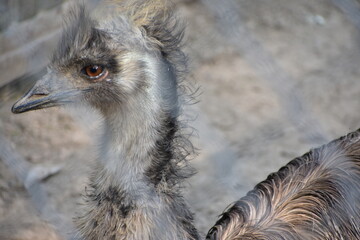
[82,65,107,81]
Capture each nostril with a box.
[31,84,51,96]
[31,93,49,99]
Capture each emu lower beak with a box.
[12,73,78,114]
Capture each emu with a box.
[12,0,360,239]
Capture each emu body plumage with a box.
[207,131,360,239]
[12,1,360,239]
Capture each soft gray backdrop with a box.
[1,0,360,239]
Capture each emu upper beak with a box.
[12,72,80,114]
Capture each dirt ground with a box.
[1,0,360,239]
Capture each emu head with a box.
[12,1,185,116]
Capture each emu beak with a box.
[12,72,79,114]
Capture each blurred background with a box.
[1,0,360,239]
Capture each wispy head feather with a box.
[105,0,187,76]
[108,0,171,28]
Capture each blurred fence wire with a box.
[332,0,360,31]
[201,0,330,146]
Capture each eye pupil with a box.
[89,66,98,73]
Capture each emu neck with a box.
[100,104,168,193]
[99,56,180,192]
[78,58,199,240]
[81,104,199,240]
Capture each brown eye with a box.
[82,65,106,79]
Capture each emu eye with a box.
[82,65,107,80]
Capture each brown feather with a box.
[207,129,360,240]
